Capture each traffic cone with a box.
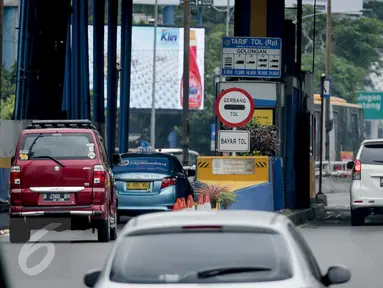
[204,192,212,211]
[187,195,195,211]
[180,197,187,210]
[173,201,181,211]
[197,194,204,211]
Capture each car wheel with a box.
[351,209,365,226]
[117,209,122,224]
[9,218,30,243]
[97,218,110,242]
[110,211,118,241]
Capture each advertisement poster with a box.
[341,151,354,162]
[88,26,205,110]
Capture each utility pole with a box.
[225,0,230,36]
[325,0,332,162]
[150,0,158,149]
[182,0,190,166]
[0,0,4,106]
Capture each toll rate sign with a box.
[221,36,282,79]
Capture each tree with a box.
[287,5,383,102]
[0,64,17,119]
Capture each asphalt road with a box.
[0,193,380,288]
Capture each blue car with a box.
[112,152,195,221]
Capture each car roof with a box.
[361,138,383,145]
[119,152,178,161]
[21,128,96,134]
[156,149,200,155]
[122,210,285,235]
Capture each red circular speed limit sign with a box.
[215,87,254,127]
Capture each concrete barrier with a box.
[228,182,273,211]
[196,156,269,191]
[196,156,275,211]
[315,177,350,194]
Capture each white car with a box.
[84,210,350,287]
[348,139,383,225]
[156,148,200,170]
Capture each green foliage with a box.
[0,64,17,119]
[287,4,383,102]
[217,191,237,209]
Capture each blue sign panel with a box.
[323,80,330,99]
[221,36,282,79]
[211,123,216,141]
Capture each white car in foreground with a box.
[84,210,350,287]
[348,139,383,225]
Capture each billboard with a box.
[88,26,205,110]
[285,0,363,13]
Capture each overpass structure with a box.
[0,0,321,209]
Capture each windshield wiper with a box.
[30,156,65,167]
[27,133,43,155]
[179,266,272,281]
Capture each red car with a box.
[8,120,117,243]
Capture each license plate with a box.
[127,182,150,190]
[43,193,71,202]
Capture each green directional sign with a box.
[356,91,383,120]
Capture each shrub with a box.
[193,181,231,208]
[217,191,237,209]
[222,119,280,156]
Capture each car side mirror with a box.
[112,154,121,167]
[10,156,15,165]
[346,161,354,170]
[322,266,351,286]
[84,269,101,288]
[187,169,196,177]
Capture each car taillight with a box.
[161,177,176,189]
[353,160,361,180]
[10,166,21,187]
[93,165,106,184]
[93,165,107,204]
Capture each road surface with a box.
[0,195,380,288]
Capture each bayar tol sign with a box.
[218,130,250,153]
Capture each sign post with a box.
[221,36,282,79]
[215,87,254,156]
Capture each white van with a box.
[348,139,383,226]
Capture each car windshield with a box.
[360,144,383,165]
[110,232,292,284]
[19,133,94,160]
[114,157,171,174]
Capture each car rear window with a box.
[115,157,171,174]
[110,232,292,284]
[19,133,95,160]
[360,144,383,165]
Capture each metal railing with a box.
[315,161,351,178]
